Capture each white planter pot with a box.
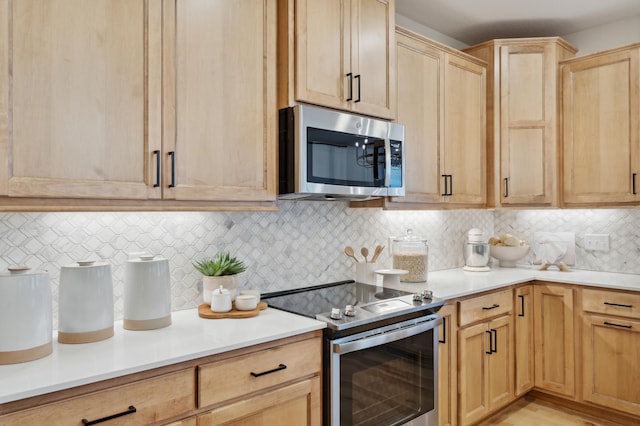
[202,275,238,304]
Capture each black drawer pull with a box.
[604,302,633,308]
[504,177,509,197]
[168,151,176,188]
[354,74,361,103]
[346,72,353,101]
[81,405,136,425]
[604,321,632,329]
[518,295,525,317]
[485,330,493,354]
[633,173,637,195]
[153,150,160,188]
[439,316,447,344]
[250,363,287,378]
[482,304,500,311]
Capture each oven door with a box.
[328,315,440,426]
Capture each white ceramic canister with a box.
[58,260,114,344]
[0,266,53,364]
[123,255,172,330]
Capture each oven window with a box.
[339,329,435,426]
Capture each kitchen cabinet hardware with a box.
[604,301,633,308]
[81,405,136,425]
[441,174,453,196]
[491,329,498,353]
[633,173,637,195]
[354,74,361,103]
[482,303,500,310]
[518,295,525,317]
[168,151,176,188]
[250,363,287,377]
[153,150,160,188]
[603,321,633,329]
[439,316,447,344]
[485,330,493,354]
[346,73,353,101]
[504,177,509,197]
[441,174,448,196]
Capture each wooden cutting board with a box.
[198,301,268,319]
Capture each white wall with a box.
[561,15,640,54]
[395,15,468,50]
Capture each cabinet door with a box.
[458,321,490,426]
[0,0,161,200]
[499,44,555,205]
[293,0,350,111]
[198,377,321,426]
[514,285,534,396]
[443,53,486,206]
[582,314,640,416]
[163,0,276,202]
[350,0,395,119]
[487,315,514,411]
[562,47,640,205]
[438,304,457,426]
[534,284,575,396]
[391,29,443,204]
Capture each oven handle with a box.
[333,317,441,355]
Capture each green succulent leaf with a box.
[193,252,247,276]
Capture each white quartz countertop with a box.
[397,267,640,300]
[0,307,325,405]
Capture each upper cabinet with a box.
[560,43,640,206]
[464,38,577,207]
[375,28,485,209]
[0,0,277,210]
[0,0,159,202]
[278,0,396,119]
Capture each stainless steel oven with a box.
[328,314,440,426]
[263,281,442,426]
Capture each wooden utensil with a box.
[370,245,384,263]
[361,247,369,263]
[344,246,359,263]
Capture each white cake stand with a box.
[375,269,408,288]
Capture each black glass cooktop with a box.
[262,280,413,319]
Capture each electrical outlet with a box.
[584,234,610,252]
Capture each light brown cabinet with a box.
[464,38,576,207]
[514,285,534,396]
[560,43,640,206]
[438,303,458,426]
[0,0,277,210]
[278,0,396,119]
[377,28,486,209]
[581,289,640,416]
[533,283,576,397]
[457,290,514,426]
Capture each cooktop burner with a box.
[263,280,443,334]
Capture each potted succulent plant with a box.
[193,252,247,303]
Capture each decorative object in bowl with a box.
[489,245,530,267]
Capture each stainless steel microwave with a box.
[278,104,405,201]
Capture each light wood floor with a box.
[478,395,627,426]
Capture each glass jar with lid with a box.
[392,229,428,282]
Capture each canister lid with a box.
[393,229,427,243]
[0,265,49,279]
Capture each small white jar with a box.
[211,285,232,313]
[235,294,258,311]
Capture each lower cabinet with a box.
[457,290,515,426]
[514,285,534,396]
[438,303,458,426]
[581,289,640,416]
[533,283,575,397]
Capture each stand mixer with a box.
[463,228,491,272]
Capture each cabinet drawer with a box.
[0,369,195,425]
[198,336,321,408]
[582,289,640,319]
[458,289,513,326]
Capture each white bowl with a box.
[490,245,530,267]
[235,294,258,311]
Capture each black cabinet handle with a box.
[604,321,632,329]
[633,173,637,195]
[604,302,633,308]
[441,175,453,196]
[168,151,176,188]
[153,150,160,188]
[485,330,493,354]
[518,295,525,317]
[346,73,353,101]
[441,174,448,196]
[250,363,287,378]
[504,177,509,197]
[448,174,453,195]
[81,406,136,425]
[354,74,361,103]
[491,329,497,353]
[482,303,500,311]
[439,316,447,344]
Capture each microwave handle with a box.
[384,137,391,188]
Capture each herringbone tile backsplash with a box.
[0,203,637,325]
